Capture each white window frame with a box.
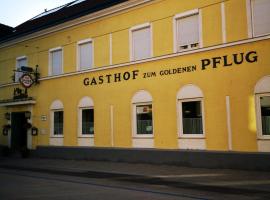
[49,46,63,76]
[78,107,94,138]
[78,96,94,138]
[15,56,27,82]
[51,109,64,138]
[76,38,94,71]
[129,22,153,61]
[173,9,203,53]
[132,102,154,138]
[132,90,154,138]
[249,0,270,37]
[178,98,205,138]
[255,93,270,139]
[50,100,64,138]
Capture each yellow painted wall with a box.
[225,0,248,42]
[112,30,129,64]
[202,3,223,47]
[94,35,110,67]
[0,0,269,152]
[153,17,173,57]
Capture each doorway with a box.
[11,112,28,151]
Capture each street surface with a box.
[0,157,269,200]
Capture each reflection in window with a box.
[136,104,152,134]
[260,96,270,135]
[54,111,63,135]
[82,108,94,135]
[182,101,203,134]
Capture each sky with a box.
[0,0,75,27]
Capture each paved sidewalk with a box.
[0,156,270,198]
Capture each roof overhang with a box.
[0,98,36,107]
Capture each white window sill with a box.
[133,135,154,139]
[179,135,205,139]
[257,136,270,140]
[78,135,94,138]
[50,135,64,138]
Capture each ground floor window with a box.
[181,100,203,135]
[136,104,153,135]
[81,108,94,135]
[53,110,63,135]
[260,96,270,135]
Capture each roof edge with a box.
[0,0,153,49]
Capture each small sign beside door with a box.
[41,115,47,121]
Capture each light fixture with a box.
[25,111,31,119]
[4,112,11,120]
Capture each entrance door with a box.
[11,112,28,150]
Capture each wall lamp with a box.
[25,111,31,120]
[4,112,11,120]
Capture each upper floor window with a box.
[15,56,27,82]
[77,39,93,70]
[49,47,63,75]
[130,23,152,61]
[252,0,270,36]
[174,9,200,52]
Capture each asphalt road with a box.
[0,157,269,200]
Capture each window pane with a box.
[136,104,152,134]
[15,58,27,82]
[253,0,270,36]
[79,42,93,70]
[82,109,94,135]
[260,96,270,135]
[51,49,62,75]
[132,27,151,60]
[182,101,203,134]
[54,111,63,135]
[177,14,199,47]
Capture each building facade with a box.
[0,0,270,153]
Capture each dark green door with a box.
[11,112,27,150]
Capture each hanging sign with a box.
[20,74,34,88]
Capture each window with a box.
[50,100,64,139]
[132,90,153,138]
[174,10,200,52]
[181,100,203,135]
[81,108,94,135]
[252,0,270,36]
[78,96,94,137]
[49,47,63,75]
[177,84,205,138]
[53,111,63,135]
[77,39,93,70]
[260,96,270,135]
[136,104,153,135]
[255,76,270,140]
[15,56,27,82]
[130,23,152,61]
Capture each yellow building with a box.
[0,0,270,156]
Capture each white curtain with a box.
[132,27,151,60]
[51,49,62,75]
[15,58,27,82]
[253,0,270,36]
[79,42,92,70]
[177,14,199,46]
